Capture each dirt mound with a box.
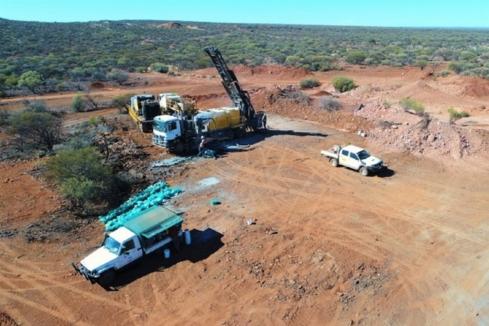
[157,22,185,29]
[183,92,230,108]
[355,101,488,158]
[233,64,311,79]
[252,86,371,132]
[0,312,18,326]
[311,90,333,97]
[90,81,105,89]
[192,65,311,80]
[461,77,489,97]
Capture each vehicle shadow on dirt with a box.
[375,167,395,178]
[212,129,328,156]
[107,228,223,290]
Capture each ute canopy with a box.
[123,206,182,239]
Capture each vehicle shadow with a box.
[376,167,395,178]
[211,128,328,156]
[107,228,223,290]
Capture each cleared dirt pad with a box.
[0,115,488,325]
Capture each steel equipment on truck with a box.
[152,47,267,154]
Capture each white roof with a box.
[154,115,178,122]
[109,227,135,243]
[343,145,365,154]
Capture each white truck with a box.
[320,144,385,176]
[73,206,189,286]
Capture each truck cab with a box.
[79,227,143,281]
[153,115,183,148]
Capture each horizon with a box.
[2,16,489,31]
[2,0,489,28]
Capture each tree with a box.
[332,77,357,93]
[8,109,62,151]
[17,71,43,93]
[46,147,115,207]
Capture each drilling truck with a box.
[152,47,267,154]
[128,94,162,132]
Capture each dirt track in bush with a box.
[1,66,489,324]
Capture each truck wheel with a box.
[360,167,369,176]
[98,269,115,287]
[330,158,338,167]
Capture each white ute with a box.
[321,144,385,176]
[73,206,189,286]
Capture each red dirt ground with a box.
[1,65,489,325]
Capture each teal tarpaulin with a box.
[99,181,182,232]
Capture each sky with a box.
[1,0,489,28]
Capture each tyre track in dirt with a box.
[0,242,144,323]
[207,131,489,323]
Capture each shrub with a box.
[71,94,86,112]
[17,71,43,93]
[383,100,392,109]
[8,109,62,151]
[60,177,99,206]
[448,107,469,121]
[150,63,169,73]
[415,60,428,70]
[346,50,367,64]
[0,110,10,126]
[107,69,129,84]
[400,97,425,113]
[4,75,19,88]
[332,77,357,93]
[437,70,450,77]
[299,78,321,89]
[319,96,342,111]
[25,100,48,112]
[112,94,132,113]
[46,147,114,207]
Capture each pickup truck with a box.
[321,144,385,176]
[73,206,188,286]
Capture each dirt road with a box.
[1,114,488,324]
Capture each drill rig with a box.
[152,47,267,154]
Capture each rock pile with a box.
[355,101,487,158]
